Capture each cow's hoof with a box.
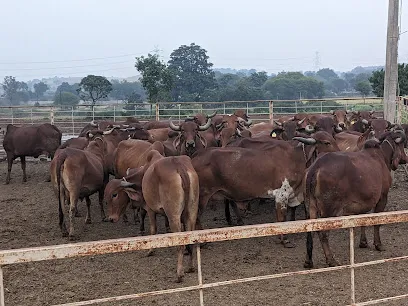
[22,178,27,183]
[304,261,314,269]
[176,275,184,283]
[186,267,195,273]
[283,240,296,248]
[327,258,339,267]
[375,244,385,251]
[359,241,368,248]
[85,219,92,224]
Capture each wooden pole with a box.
[383,0,399,123]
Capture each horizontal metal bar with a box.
[354,254,408,268]
[352,293,408,305]
[1,210,408,266]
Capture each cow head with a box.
[307,117,341,136]
[105,178,144,223]
[331,109,349,130]
[123,127,152,141]
[192,111,217,125]
[367,119,395,138]
[378,127,408,170]
[293,131,340,166]
[169,118,212,156]
[216,114,252,147]
[233,109,252,123]
[271,117,308,140]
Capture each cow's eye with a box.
[112,193,118,198]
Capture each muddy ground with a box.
[1,161,408,306]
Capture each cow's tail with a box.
[56,151,69,227]
[175,159,191,223]
[304,166,318,220]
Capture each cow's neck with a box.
[380,139,395,171]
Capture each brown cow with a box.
[334,128,375,152]
[217,114,252,147]
[143,120,171,130]
[191,131,340,247]
[306,116,343,136]
[271,117,310,141]
[4,123,62,184]
[51,135,108,240]
[169,118,212,157]
[303,128,407,268]
[249,122,275,136]
[55,137,89,158]
[105,150,199,282]
[330,109,350,130]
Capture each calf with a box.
[106,150,199,282]
[304,128,407,268]
[4,123,62,184]
[51,135,108,239]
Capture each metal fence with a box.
[0,97,384,137]
[0,211,407,306]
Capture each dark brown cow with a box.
[348,110,376,132]
[3,123,62,184]
[271,117,310,140]
[334,128,375,152]
[169,118,212,156]
[51,135,108,239]
[55,137,89,158]
[367,119,393,137]
[143,120,171,130]
[306,116,343,136]
[217,114,252,147]
[105,150,199,282]
[304,128,407,268]
[191,131,340,247]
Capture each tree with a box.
[54,91,80,106]
[369,64,408,97]
[354,81,371,97]
[77,75,112,104]
[248,71,268,87]
[56,82,79,96]
[33,82,49,102]
[135,54,173,103]
[316,68,339,82]
[168,43,216,101]
[110,80,145,101]
[1,76,20,105]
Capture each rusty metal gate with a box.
[0,211,408,306]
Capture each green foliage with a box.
[248,71,268,87]
[33,82,49,101]
[54,91,80,106]
[369,64,408,97]
[135,54,173,103]
[77,75,113,104]
[110,80,145,102]
[354,81,371,97]
[263,72,324,100]
[1,76,29,105]
[168,43,216,101]
[56,82,79,96]
[316,68,338,81]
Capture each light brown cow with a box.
[105,150,199,282]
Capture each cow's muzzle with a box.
[186,140,195,148]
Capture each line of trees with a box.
[1,43,404,106]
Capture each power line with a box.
[0,60,133,71]
[0,53,143,65]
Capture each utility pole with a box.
[383,0,399,123]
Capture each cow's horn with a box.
[88,132,94,138]
[236,128,242,137]
[346,109,350,114]
[370,109,375,114]
[353,110,359,115]
[169,121,181,131]
[305,125,315,133]
[120,180,135,187]
[362,119,369,125]
[298,117,306,125]
[242,118,252,126]
[198,118,212,131]
[126,168,130,176]
[274,120,283,126]
[122,124,129,128]
[207,111,217,118]
[330,110,335,115]
[90,120,98,127]
[395,137,403,144]
[292,137,317,145]
[103,127,115,135]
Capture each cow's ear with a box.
[198,133,207,147]
[123,188,142,202]
[172,134,182,150]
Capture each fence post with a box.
[156,103,160,121]
[11,108,14,125]
[320,101,323,114]
[92,105,95,121]
[269,100,274,122]
[295,101,298,114]
[30,108,33,125]
[223,103,226,115]
[113,105,116,122]
[349,227,356,305]
[0,266,4,306]
[50,107,55,125]
[134,105,137,117]
[246,102,249,116]
[72,106,75,136]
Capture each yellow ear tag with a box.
[351,120,356,125]
[271,132,277,138]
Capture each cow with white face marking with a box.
[191,131,340,247]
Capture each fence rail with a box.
[1,210,408,306]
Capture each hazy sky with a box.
[1,0,407,81]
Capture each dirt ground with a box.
[1,161,408,306]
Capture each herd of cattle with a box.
[2,108,408,282]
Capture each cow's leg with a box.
[139,208,147,234]
[21,156,27,182]
[275,202,294,248]
[59,187,68,237]
[317,231,339,267]
[133,208,139,224]
[304,198,314,268]
[146,208,157,256]
[288,206,297,221]
[165,215,170,233]
[68,193,79,240]
[122,213,129,223]
[374,196,387,251]
[224,199,232,225]
[98,189,107,221]
[184,214,196,274]
[231,201,244,226]
[168,216,184,283]
[5,153,14,184]
[85,197,92,224]
[359,226,368,248]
